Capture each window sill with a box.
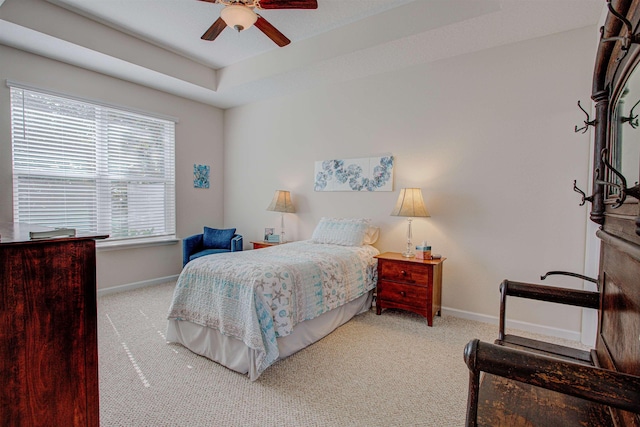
[97,236,179,251]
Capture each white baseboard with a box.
[442,306,582,342]
[97,275,179,297]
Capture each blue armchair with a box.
[183,227,243,267]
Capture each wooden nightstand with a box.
[374,252,445,326]
[251,241,283,249]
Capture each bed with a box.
[167,218,379,380]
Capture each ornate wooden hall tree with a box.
[463,1,640,425]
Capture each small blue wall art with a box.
[193,164,210,189]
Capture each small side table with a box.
[251,241,284,250]
[374,252,445,326]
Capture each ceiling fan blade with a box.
[255,15,290,47]
[257,0,317,10]
[201,17,227,41]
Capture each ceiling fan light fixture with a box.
[221,4,258,32]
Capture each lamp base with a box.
[402,218,415,258]
[280,213,287,243]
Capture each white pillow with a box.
[363,226,380,245]
[311,217,370,246]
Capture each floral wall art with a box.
[314,155,394,192]
[193,164,210,189]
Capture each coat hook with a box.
[596,148,640,208]
[574,100,595,133]
[573,180,594,206]
[601,0,640,51]
[620,98,640,128]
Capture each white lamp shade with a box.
[220,4,258,31]
[390,188,430,217]
[266,190,296,213]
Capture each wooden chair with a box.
[464,338,640,426]
[463,277,640,426]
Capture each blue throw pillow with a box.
[203,227,236,250]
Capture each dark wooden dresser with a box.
[0,223,106,427]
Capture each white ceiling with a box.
[51,0,418,69]
[0,0,605,109]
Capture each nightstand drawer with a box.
[379,261,428,284]
[377,280,428,305]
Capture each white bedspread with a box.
[167,240,379,377]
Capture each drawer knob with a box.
[401,270,407,275]
[400,291,406,297]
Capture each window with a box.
[9,83,176,244]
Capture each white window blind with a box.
[10,85,176,243]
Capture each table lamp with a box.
[266,190,296,243]
[390,188,430,257]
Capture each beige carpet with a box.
[97,282,583,427]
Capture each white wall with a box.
[0,45,225,290]
[224,26,596,336]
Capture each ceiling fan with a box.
[198,0,318,47]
